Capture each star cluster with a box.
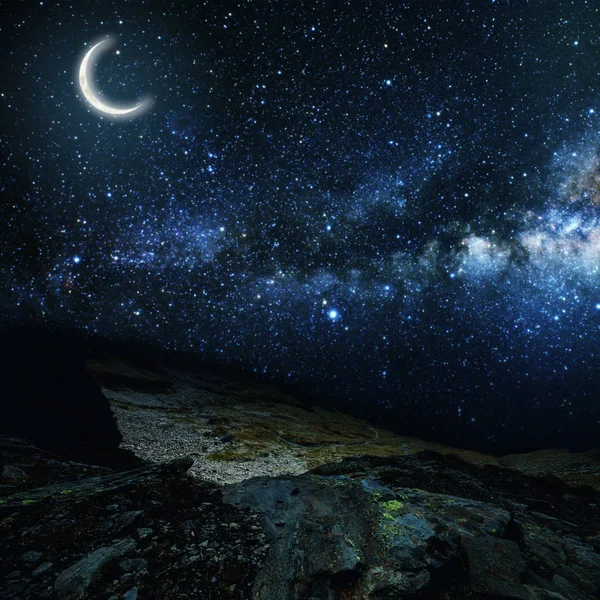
[2,0,600,452]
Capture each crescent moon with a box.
[78,39,148,116]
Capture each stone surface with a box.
[222,453,599,600]
[119,559,147,573]
[31,562,52,577]
[54,539,137,600]
[2,466,26,480]
[0,348,598,600]
[19,551,42,564]
[123,587,138,600]
[90,354,600,492]
[461,534,527,598]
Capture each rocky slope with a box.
[89,355,600,491]
[1,343,599,599]
[1,435,598,600]
[0,436,267,600]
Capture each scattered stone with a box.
[54,539,136,600]
[0,581,25,599]
[2,465,27,479]
[32,562,53,577]
[119,558,147,573]
[6,571,22,579]
[136,527,153,540]
[19,551,43,564]
[123,588,138,600]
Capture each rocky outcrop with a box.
[89,354,600,491]
[1,436,598,599]
[54,539,137,600]
[1,343,598,599]
[0,328,129,467]
[223,453,599,599]
[0,436,268,600]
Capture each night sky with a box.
[2,0,600,453]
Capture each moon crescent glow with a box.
[79,39,147,116]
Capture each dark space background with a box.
[1,0,600,454]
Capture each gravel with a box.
[109,379,307,485]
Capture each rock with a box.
[524,585,568,599]
[19,551,43,564]
[54,539,136,600]
[32,562,53,577]
[362,566,430,597]
[111,510,143,535]
[0,327,124,463]
[549,574,590,600]
[522,528,566,575]
[377,510,436,569]
[123,588,138,600]
[562,538,600,592]
[461,534,528,599]
[136,527,153,540]
[1,407,598,600]
[0,581,25,599]
[119,558,147,573]
[2,465,27,479]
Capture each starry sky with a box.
[2,0,600,453]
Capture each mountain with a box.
[0,336,598,599]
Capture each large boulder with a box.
[0,327,124,465]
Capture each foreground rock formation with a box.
[0,329,130,469]
[225,453,599,599]
[1,343,598,599]
[0,436,267,600]
[1,434,598,599]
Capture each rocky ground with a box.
[0,344,599,599]
[90,355,600,491]
[1,435,598,599]
[0,436,268,600]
